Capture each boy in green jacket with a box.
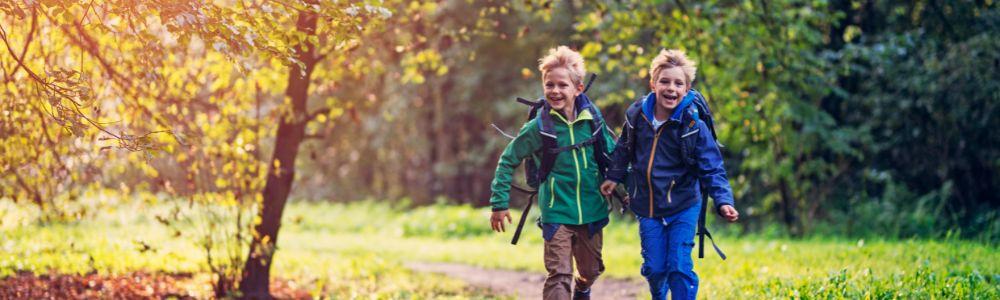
[489,46,617,300]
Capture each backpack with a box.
[518,96,611,190]
[494,74,620,245]
[622,89,727,260]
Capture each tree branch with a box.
[5,8,37,80]
[305,108,330,123]
[46,12,189,147]
[12,171,44,208]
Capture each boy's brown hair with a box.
[649,49,697,85]
[538,46,586,85]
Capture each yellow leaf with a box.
[521,68,533,79]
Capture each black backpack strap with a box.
[518,97,547,126]
[585,103,605,137]
[548,136,597,153]
[585,104,612,173]
[684,89,727,260]
[536,106,559,185]
[517,97,544,108]
[511,192,536,245]
[689,90,723,148]
[509,97,551,245]
[697,192,727,259]
[582,73,597,94]
[624,100,644,161]
[624,100,643,129]
[512,97,553,189]
[680,106,700,166]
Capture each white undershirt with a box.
[651,116,667,131]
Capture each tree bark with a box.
[778,177,800,237]
[239,6,318,298]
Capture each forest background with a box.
[1,0,997,298]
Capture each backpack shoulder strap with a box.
[623,99,644,152]
[537,106,557,138]
[689,89,722,147]
[580,94,605,134]
[625,99,643,128]
[684,89,728,260]
[535,106,559,183]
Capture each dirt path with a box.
[406,262,646,299]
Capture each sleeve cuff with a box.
[492,206,509,212]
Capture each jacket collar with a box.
[548,93,594,124]
[549,105,593,124]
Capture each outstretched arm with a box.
[695,121,738,222]
[489,119,542,211]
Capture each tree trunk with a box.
[239,6,318,298]
[432,77,447,198]
[778,177,800,237]
[774,137,800,237]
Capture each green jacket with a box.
[490,108,616,225]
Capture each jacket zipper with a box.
[647,124,665,217]
[552,111,586,223]
[568,122,583,224]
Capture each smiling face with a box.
[543,67,583,113]
[651,66,690,115]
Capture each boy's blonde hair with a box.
[649,49,697,85]
[538,46,586,85]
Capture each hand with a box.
[490,210,512,232]
[599,180,617,196]
[719,205,739,222]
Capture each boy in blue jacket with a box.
[600,49,739,300]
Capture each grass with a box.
[0,197,502,299]
[2,196,998,299]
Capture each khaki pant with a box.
[543,224,605,300]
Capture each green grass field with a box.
[2,196,998,299]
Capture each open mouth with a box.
[662,94,679,101]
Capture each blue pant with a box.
[638,202,700,300]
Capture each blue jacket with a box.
[606,92,735,218]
